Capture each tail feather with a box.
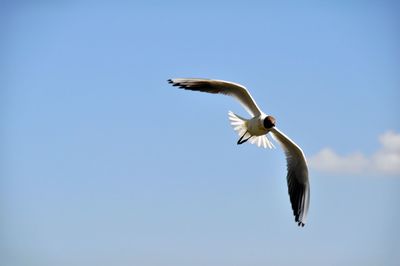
[228,111,274,149]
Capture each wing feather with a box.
[168,78,262,116]
[270,127,310,226]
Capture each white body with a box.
[247,113,268,136]
[228,111,274,149]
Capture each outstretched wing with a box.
[168,78,262,117]
[270,127,310,227]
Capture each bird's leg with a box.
[237,131,252,145]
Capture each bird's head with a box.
[263,115,276,129]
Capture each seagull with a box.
[168,78,310,227]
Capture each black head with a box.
[263,115,276,129]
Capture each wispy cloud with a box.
[309,131,400,176]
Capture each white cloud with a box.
[309,131,400,176]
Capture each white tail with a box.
[228,111,275,149]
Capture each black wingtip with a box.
[167,79,183,87]
[297,221,305,227]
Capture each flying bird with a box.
[168,78,310,227]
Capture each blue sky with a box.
[1,1,399,265]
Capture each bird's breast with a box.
[247,117,268,136]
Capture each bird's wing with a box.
[168,78,262,116]
[270,127,310,227]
